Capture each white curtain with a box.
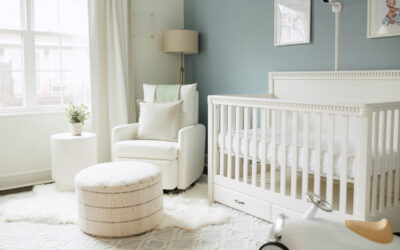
[88,0,135,162]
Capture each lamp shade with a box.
[163,29,198,54]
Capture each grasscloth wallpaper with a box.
[184,0,400,126]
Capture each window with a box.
[0,0,90,112]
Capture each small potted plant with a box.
[64,103,90,136]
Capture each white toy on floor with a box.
[259,192,399,250]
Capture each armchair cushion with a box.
[114,140,178,161]
[137,101,183,141]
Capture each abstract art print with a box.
[274,0,311,46]
[368,0,400,38]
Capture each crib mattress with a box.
[218,129,357,179]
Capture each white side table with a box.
[51,132,97,191]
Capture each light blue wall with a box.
[184,0,400,125]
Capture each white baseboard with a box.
[0,169,53,191]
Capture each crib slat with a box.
[235,106,242,181]
[354,113,372,220]
[326,114,334,205]
[252,108,258,186]
[281,111,287,195]
[227,106,233,179]
[261,109,267,189]
[220,105,225,177]
[271,110,277,192]
[302,113,310,201]
[353,116,361,216]
[244,107,249,184]
[314,113,322,196]
[387,110,394,207]
[339,115,348,214]
[214,105,220,176]
[371,112,379,214]
[394,109,400,205]
[379,111,387,211]
[208,103,214,199]
[291,112,298,198]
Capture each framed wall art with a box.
[274,0,311,46]
[368,0,400,38]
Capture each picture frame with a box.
[274,0,311,46]
[368,0,400,38]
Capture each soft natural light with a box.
[0,33,24,108]
[0,0,90,111]
[0,0,21,30]
[34,0,88,36]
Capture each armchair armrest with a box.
[177,124,206,189]
[111,123,139,159]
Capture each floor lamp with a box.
[163,29,198,85]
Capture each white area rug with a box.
[0,182,229,230]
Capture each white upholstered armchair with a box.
[111,88,205,190]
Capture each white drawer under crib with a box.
[214,185,272,221]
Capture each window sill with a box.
[0,107,65,117]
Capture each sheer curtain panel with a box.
[88,0,135,162]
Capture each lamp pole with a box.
[179,52,184,85]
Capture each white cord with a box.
[335,11,339,71]
[331,2,342,71]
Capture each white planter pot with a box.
[70,122,83,136]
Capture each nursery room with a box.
[1,0,400,249]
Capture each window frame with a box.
[0,0,90,115]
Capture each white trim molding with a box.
[0,168,52,191]
[269,70,400,81]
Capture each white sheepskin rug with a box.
[0,182,230,230]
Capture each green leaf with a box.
[64,103,90,124]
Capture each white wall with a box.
[0,0,184,190]
[0,113,68,190]
[132,0,184,102]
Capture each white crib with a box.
[207,70,400,231]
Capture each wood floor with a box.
[0,186,33,196]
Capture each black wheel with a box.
[259,241,289,250]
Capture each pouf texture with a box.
[75,161,163,237]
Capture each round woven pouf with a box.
[75,161,163,237]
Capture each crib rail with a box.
[208,95,400,220]
[209,95,366,115]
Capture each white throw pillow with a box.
[143,84,156,102]
[137,101,183,141]
[143,83,197,127]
